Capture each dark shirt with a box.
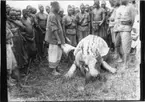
[63,15,77,35]
[76,12,90,31]
[45,12,65,45]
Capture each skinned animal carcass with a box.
[61,44,76,56]
[63,35,115,83]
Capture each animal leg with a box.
[65,62,77,78]
[101,60,117,74]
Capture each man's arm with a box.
[35,13,39,26]
[8,19,26,30]
[6,27,13,40]
[62,16,71,43]
[75,13,79,25]
[74,39,83,56]
[87,13,91,33]
[99,9,106,26]
[90,10,94,28]
[62,16,66,37]
[45,15,49,42]
[50,14,61,44]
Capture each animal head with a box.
[82,54,101,83]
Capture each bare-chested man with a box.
[20,9,37,66]
[36,4,48,59]
[91,0,105,39]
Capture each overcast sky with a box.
[7,0,112,14]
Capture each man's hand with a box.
[132,36,138,41]
[99,22,103,26]
[58,40,61,45]
[42,31,46,34]
[66,37,71,44]
[107,28,110,34]
[8,18,14,22]
[35,24,39,28]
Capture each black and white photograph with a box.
[5,0,141,101]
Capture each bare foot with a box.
[8,77,16,86]
[117,57,123,63]
[64,72,73,78]
[113,54,118,59]
[52,70,61,76]
[110,68,117,74]
[118,63,126,73]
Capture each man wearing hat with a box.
[75,7,80,15]
[45,1,65,75]
[85,4,90,13]
[63,5,77,47]
[6,4,11,16]
[15,8,21,20]
[76,3,90,42]
[59,8,65,18]
[46,5,50,14]
[71,5,76,16]
[59,8,65,31]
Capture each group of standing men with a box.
[6,0,139,84]
[6,3,51,83]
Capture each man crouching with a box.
[64,35,117,83]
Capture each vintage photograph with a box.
[6,0,140,101]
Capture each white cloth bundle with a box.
[7,44,17,72]
[61,44,76,55]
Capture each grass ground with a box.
[8,52,140,101]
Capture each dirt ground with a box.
[8,52,140,101]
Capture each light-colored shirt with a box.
[114,4,136,32]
